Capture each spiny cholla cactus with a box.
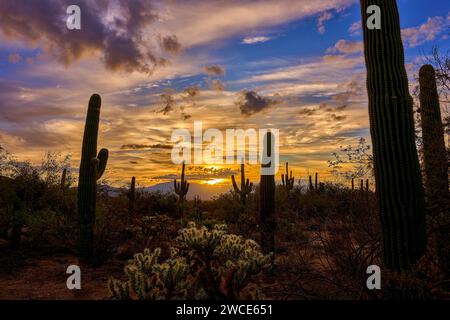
[231,163,253,205]
[109,248,190,299]
[281,162,294,191]
[109,223,271,300]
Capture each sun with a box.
[204,178,226,185]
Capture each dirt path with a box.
[0,254,124,300]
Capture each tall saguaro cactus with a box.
[231,163,253,205]
[281,162,294,191]
[360,0,426,271]
[419,64,450,274]
[259,132,276,255]
[418,64,449,206]
[78,94,109,264]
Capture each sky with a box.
[0,0,449,191]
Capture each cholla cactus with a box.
[109,222,271,300]
[109,247,190,300]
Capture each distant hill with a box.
[99,181,232,200]
[144,182,231,200]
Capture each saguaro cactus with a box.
[281,162,294,191]
[360,0,426,271]
[418,64,449,206]
[231,163,253,205]
[315,172,318,190]
[259,132,276,255]
[419,64,450,274]
[174,161,189,201]
[61,168,67,190]
[77,94,109,264]
[128,176,136,214]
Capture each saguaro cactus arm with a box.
[95,148,109,180]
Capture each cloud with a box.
[236,90,278,116]
[298,107,318,116]
[317,11,333,34]
[0,0,171,73]
[327,40,363,54]
[158,0,355,48]
[242,36,272,44]
[158,34,182,55]
[203,64,226,76]
[183,86,201,98]
[401,15,449,47]
[210,79,225,91]
[8,53,22,63]
[348,21,361,35]
[158,91,176,115]
[121,144,172,150]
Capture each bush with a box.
[109,222,272,300]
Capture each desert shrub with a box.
[109,222,272,300]
[135,214,175,244]
[133,191,178,217]
[23,208,76,248]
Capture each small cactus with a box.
[315,172,318,190]
[60,168,69,191]
[77,94,109,264]
[231,163,253,205]
[281,162,294,191]
[127,176,136,223]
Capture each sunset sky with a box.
[0,0,449,191]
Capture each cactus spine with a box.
[281,162,294,191]
[231,163,253,205]
[360,0,426,271]
[259,132,276,255]
[419,64,450,274]
[174,161,189,201]
[77,94,109,264]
